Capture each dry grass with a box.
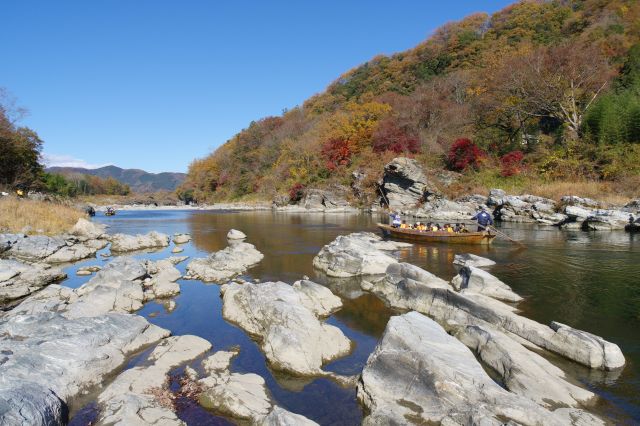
[0,197,85,235]
[524,180,633,205]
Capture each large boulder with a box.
[69,218,106,240]
[312,232,409,277]
[144,259,181,299]
[44,239,108,264]
[454,323,596,408]
[97,335,212,425]
[451,266,523,303]
[0,259,66,303]
[6,235,67,262]
[381,157,431,208]
[453,253,496,269]
[172,233,191,244]
[414,198,477,221]
[220,280,350,376]
[108,231,170,252]
[364,263,625,371]
[357,312,599,425]
[300,186,351,210]
[0,312,169,425]
[185,241,263,282]
[0,233,26,254]
[226,229,247,240]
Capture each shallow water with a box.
[62,209,640,424]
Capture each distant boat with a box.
[377,223,496,244]
[105,208,116,216]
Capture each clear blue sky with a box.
[2,1,513,173]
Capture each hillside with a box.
[47,165,186,193]
[180,0,640,204]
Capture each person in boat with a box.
[390,212,401,228]
[86,206,96,217]
[418,222,426,231]
[456,223,469,233]
[446,224,455,233]
[400,220,409,229]
[472,206,494,232]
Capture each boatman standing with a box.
[472,206,493,232]
[390,211,402,228]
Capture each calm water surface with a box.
[62,209,640,424]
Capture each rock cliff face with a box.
[380,157,432,208]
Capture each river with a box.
[63,209,639,424]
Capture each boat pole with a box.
[481,224,526,248]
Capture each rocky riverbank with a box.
[0,214,631,425]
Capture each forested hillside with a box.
[180,0,640,204]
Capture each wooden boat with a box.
[377,223,496,244]
[105,209,116,216]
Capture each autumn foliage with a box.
[372,119,420,154]
[447,138,485,171]
[288,183,305,202]
[500,151,525,177]
[321,138,352,171]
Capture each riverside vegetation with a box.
[179,0,640,206]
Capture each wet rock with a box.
[454,323,596,408]
[7,235,67,262]
[357,312,574,425]
[381,157,431,208]
[108,231,170,252]
[453,253,496,268]
[365,263,625,371]
[0,259,66,303]
[44,239,108,264]
[97,335,211,425]
[69,218,107,240]
[312,232,408,277]
[185,241,263,282]
[451,266,523,303]
[0,311,169,425]
[227,229,247,240]
[172,233,191,244]
[220,280,350,376]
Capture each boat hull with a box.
[377,223,495,244]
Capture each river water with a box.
[62,209,639,425]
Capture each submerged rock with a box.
[108,231,170,252]
[312,232,409,277]
[0,312,169,425]
[220,280,350,376]
[185,241,263,282]
[97,335,212,425]
[365,263,625,371]
[357,312,602,425]
[451,265,523,302]
[0,259,66,303]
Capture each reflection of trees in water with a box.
[333,294,394,338]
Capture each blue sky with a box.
[2,1,513,173]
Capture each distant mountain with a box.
[46,165,186,193]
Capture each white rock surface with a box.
[259,406,319,426]
[185,241,263,282]
[365,262,625,371]
[312,232,408,277]
[0,259,66,303]
[108,231,170,252]
[70,218,107,240]
[357,312,603,425]
[44,239,108,264]
[220,280,350,375]
[97,335,212,426]
[451,265,523,302]
[0,312,169,425]
[227,229,247,240]
[453,253,496,268]
[7,235,67,262]
[172,233,191,244]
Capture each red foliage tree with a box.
[321,137,352,171]
[372,119,420,154]
[288,183,305,203]
[500,150,525,177]
[447,138,485,171]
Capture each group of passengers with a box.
[398,220,469,233]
